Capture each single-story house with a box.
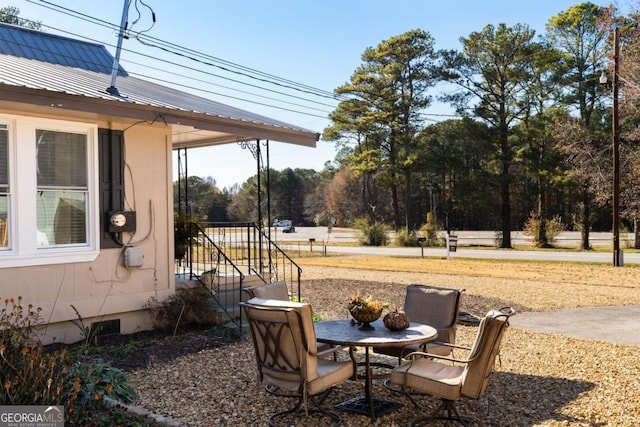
[0,22,319,344]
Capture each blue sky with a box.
[10,0,611,189]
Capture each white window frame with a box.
[0,114,99,268]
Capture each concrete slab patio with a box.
[509,305,640,346]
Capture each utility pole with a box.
[612,27,622,267]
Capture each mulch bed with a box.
[79,278,525,373]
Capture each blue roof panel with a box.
[0,23,126,76]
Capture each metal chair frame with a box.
[395,307,515,427]
[241,300,353,427]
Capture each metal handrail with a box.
[174,221,302,324]
[258,227,303,300]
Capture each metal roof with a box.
[0,23,126,76]
[0,23,319,148]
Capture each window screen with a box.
[36,130,88,246]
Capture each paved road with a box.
[277,228,625,248]
[509,305,640,346]
[274,227,639,264]
[273,227,640,346]
[322,245,640,264]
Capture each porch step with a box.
[175,273,271,291]
[175,274,270,326]
[207,305,242,324]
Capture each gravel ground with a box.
[126,266,640,426]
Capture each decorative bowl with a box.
[349,306,383,324]
[347,293,385,330]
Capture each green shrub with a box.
[354,218,388,246]
[395,228,420,247]
[419,222,443,247]
[523,214,566,248]
[0,297,140,425]
[66,360,135,424]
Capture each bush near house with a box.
[0,297,137,424]
[0,297,70,406]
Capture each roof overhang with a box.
[0,84,320,149]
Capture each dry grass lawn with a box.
[296,255,640,310]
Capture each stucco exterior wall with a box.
[0,103,175,344]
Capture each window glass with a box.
[0,125,8,248]
[36,191,86,245]
[0,124,7,189]
[0,196,7,248]
[36,130,88,246]
[36,130,86,187]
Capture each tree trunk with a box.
[362,175,376,224]
[500,163,511,248]
[498,106,511,249]
[580,187,591,250]
[391,184,400,230]
[536,180,548,248]
[404,169,412,231]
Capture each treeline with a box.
[179,2,640,249]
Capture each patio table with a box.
[314,319,437,422]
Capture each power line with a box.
[19,1,457,123]
[25,0,341,100]
[14,10,337,118]
[120,56,338,109]
[134,34,340,101]
[0,25,333,119]
[125,70,331,118]
[122,59,335,112]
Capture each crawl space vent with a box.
[91,319,121,337]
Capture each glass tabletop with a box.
[314,319,437,347]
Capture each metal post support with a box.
[417,237,426,258]
[447,233,458,260]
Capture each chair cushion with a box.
[306,358,354,395]
[376,285,462,360]
[246,297,333,356]
[460,311,508,399]
[391,358,464,401]
[245,297,302,309]
[263,358,352,395]
[405,285,460,332]
[246,281,289,301]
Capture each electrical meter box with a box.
[107,211,137,233]
[124,247,144,268]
